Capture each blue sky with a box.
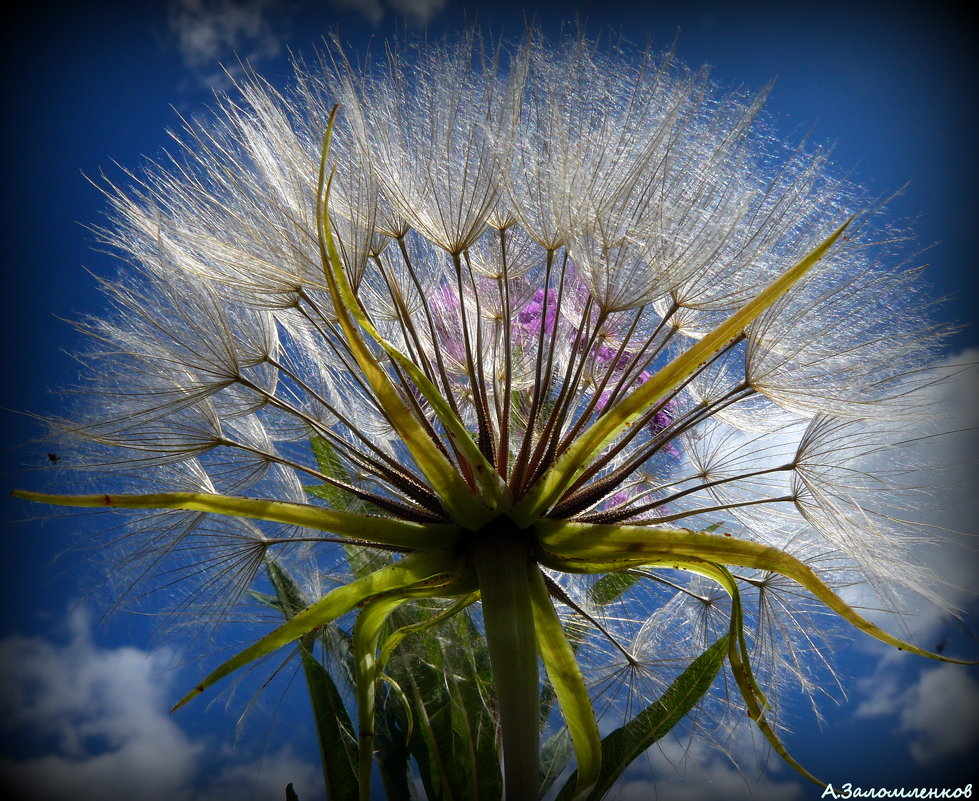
[2,1,977,799]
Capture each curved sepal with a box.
[11,489,458,550]
[535,520,978,665]
[528,563,602,800]
[316,109,498,526]
[171,550,458,711]
[683,561,821,785]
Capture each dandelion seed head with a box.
[26,25,969,792]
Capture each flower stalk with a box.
[469,521,542,800]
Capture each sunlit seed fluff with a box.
[36,26,962,788]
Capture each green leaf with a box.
[588,572,640,607]
[539,730,573,799]
[307,436,352,508]
[248,589,281,610]
[513,219,853,525]
[266,560,358,801]
[443,660,501,801]
[375,696,417,801]
[377,593,478,672]
[376,604,455,800]
[310,434,347,480]
[266,558,316,618]
[554,634,729,801]
[354,594,416,801]
[401,668,455,800]
[411,610,501,801]
[305,436,379,514]
[298,644,359,801]
[306,434,392,579]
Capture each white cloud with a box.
[203,747,320,801]
[857,663,979,766]
[327,0,384,24]
[327,0,448,25]
[0,608,200,801]
[901,664,979,764]
[612,725,806,801]
[386,0,448,22]
[0,607,319,801]
[843,350,979,768]
[165,0,451,87]
[853,670,904,719]
[0,609,803,801]
[167,0,286,87]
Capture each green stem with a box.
[470,521,540,800]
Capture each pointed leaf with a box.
[588,571,640,607]
[392,608,501,801]
[266,560,358,800]
[306,436,384,516]
[554,635,729,801]
[375,696,417,801]
[539,729,573,799]
[352,558,474,801]
[297,643,360,801]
